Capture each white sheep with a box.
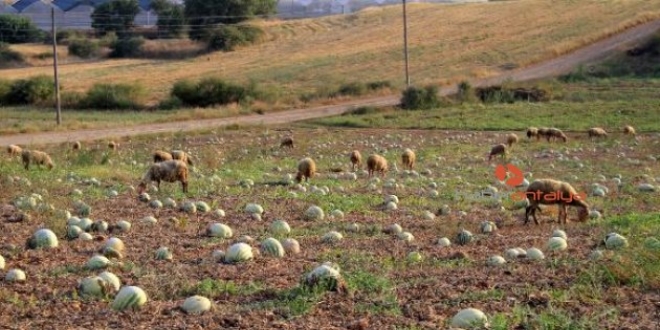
[296,157,316,183]
[21,150,54,170]
[138,160,189,194]
[524,178,589,225]
[367,154,388,177]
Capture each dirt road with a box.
[2,19,659,147]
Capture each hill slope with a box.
[2,1,660,104]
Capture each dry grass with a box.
[3,1,660,104]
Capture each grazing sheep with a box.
[546,128,567,142]
[7,144,22,156]
[366,154,388,178]
[171,150,194,166]
[527,127,539,139]
[526,127,538,140]
[587,127,608,139]
[350,150,362,172]
[524,178,589,225]
[280,137,294,148]
[623,125,636,136]
[295,157,316,183]
[21,150,54,170]
[537,127,550,141]
[137,160,189,194]
[506,133,519,147]
[108,141,118,151]
[401,148,416,170]
[153,150,173,163]
[72,141,82,150]
[488,144,507,162]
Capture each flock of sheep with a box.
[4,124,638,226]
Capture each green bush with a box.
[456,81,476,103]
[157,96,183,110]
[171,77,253,107]
[0,42,24,64]
[366,80,391,91]
[0,14,43,43]
[335,82,366,97]
[68,39,100,58]
[5,75,55,105]
[206,24,263,51]
[60,91,85,108]
[109,37,144,58]
[400,85,440,110]
[79,83,144,110]
[0,79,11,105]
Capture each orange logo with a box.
[495,163,524,187]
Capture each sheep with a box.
[280,137,294,148]
[488,144,507,162]
[366,154,388,178]
[506,133,519,147]
[546,128,567,142]
[401,148,416,170]
[21,149,54,170]
[295,157,316,183]
[137,160,189,194]
[350,150,362,172]
[587,127,608,139]
[7,144,22,156]
[108,141,118,151]
[537,127,550,141]
[524,178,589,225]
[171,150,194,166]
[526,127,538,140]
[72,141,82,150]
[623,125,636,136]
[153,150,173,163]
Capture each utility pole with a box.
[52,8,61,125]
[402,0,410,87]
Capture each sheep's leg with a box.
[182,181,188,193]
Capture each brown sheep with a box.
[295,157,316,183]
[587,127,608,139]
[366,154,388,178]
[21,150,54,170]
[72,141,82,150]
[280,137,294,148]
[524,178,589,225]
[488,144,507,162]
[546,128,567,142]
[526,127,539,140]
[537,127,550,141]
[171,150,194,166]
[350,150,362,172]
[623,125,636,136]
[506,133,519,147]
[401,148,416,170]
[153,150,173,163]
[7,144,22,156]
[137,160,189,194]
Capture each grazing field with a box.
[309,79,660,132]
[2,1,659,104]
[1,125,660,328]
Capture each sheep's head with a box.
[137,182,147,194]
[295,172,303,183]
[560,134,568,142]
[47,162,54,170]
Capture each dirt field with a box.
[1,127,659,329]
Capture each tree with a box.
[184,0,277,40]
[152,0,186,38]
[91,0,140,37]
[0,14,43,44]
